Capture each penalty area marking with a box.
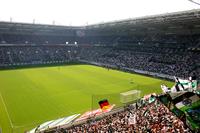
[0,92,13,128]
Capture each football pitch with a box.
[0,64,173,133]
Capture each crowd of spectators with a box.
[0,45,78,67]
[0,34,199,133]
[78,45,199,78]
[0,44,199,78]
[63,99,191,133]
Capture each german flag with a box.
[98,99,110,110]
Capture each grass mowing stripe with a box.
[0,92,13,128]
[0,92,12,133]
[0,65,173,133]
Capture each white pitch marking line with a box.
[0,92,13,128]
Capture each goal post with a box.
[120,90,141,104]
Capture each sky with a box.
[0,0,199,26]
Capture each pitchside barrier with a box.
[79,60,174,80]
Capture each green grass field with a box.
[0,65,173,133]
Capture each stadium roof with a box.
[0,9,200,36]
[85,9,200,36]
[0,22,83,36]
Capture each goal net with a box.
[120,90,141,104]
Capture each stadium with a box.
[0,1,200,133]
